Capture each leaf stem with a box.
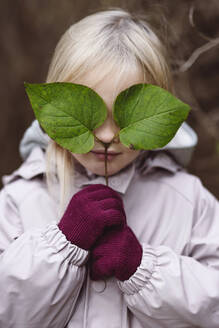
[105,146,109,186]
[111,132,120,143]
[94,133,118,186]
[94,135,103,144]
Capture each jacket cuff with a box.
[117,243,157,295]
[42,223,89,266]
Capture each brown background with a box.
[0,0,219,197]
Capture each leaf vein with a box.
[33,90,92,129]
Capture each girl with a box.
[1,8,219,328]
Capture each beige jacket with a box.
[0,122,219,328]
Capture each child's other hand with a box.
[58,184,126,250]
[89,226,143,281]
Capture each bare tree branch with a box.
[189,5,212,41]
[174,5,219,73]
[179,37,219,72]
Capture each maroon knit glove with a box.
[89,225,143,281]
[58,184,126,250]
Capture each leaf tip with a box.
[24,82,32,90]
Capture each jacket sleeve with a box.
[118,178,219,328]
[0,188,89,328]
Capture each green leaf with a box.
[113,84,191,150]
[24,82,107,153]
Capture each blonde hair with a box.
[45,8,173,214]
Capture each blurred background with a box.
[0,0,219,197]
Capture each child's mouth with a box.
[90,151,121,161]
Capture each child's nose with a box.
[94,117,120,144]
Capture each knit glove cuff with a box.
[90,226,143,281]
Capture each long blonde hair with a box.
[45,8,173,214]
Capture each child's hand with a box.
[58,184,126,250]
[89,226,143,281]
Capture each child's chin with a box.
[90,165,120,177]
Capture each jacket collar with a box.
[73,161,136,194]
[135,150,182,175]
[2,147,182,194]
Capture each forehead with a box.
[75,63,145,106]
